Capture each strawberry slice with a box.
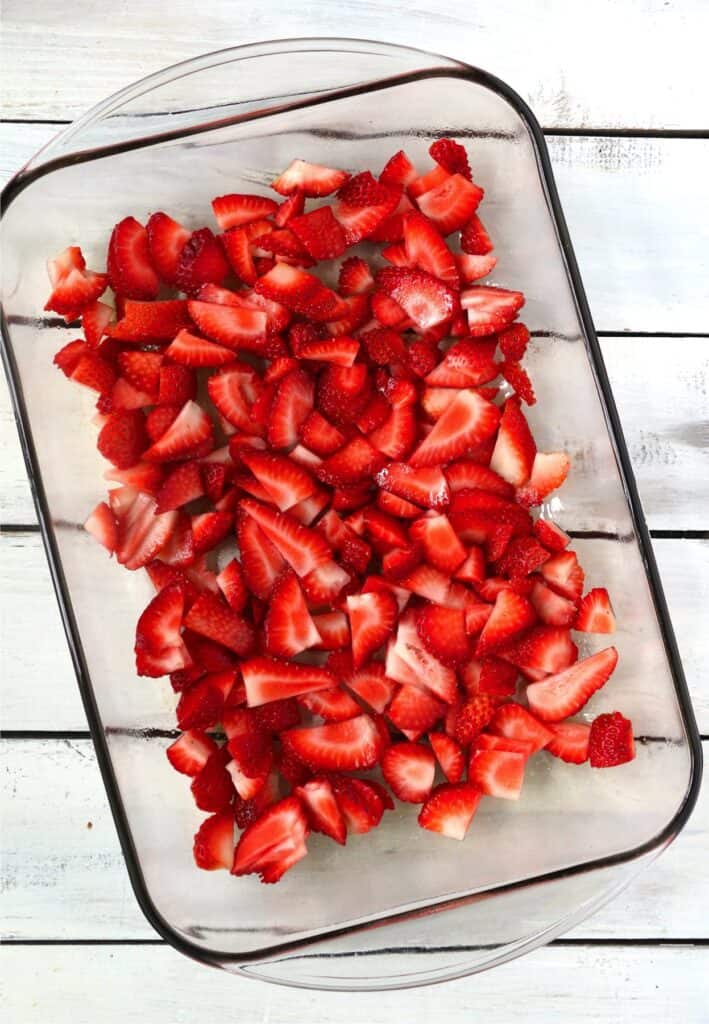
[460,285,525,336]
[193,811,235,871]
[418,782,482,840]
[299,414,346,462]
[301,560,351,605]
[489,703,554,753]
[282,714,385,772]
[241,656,335,706]
[145,212,191,286]
[346,591,398,668]
[155,461,204,513]
[232,795,309,883]
[216,559,248,613]
[410,389,500,468]
[211,193,278,230]
[268,368,314,449]
[134,580,184,655]
[297,685,361,721]
[468,749,526,799]
[461,214,493,255]
[165,329,236,367]
[264,569,321,657]
[454,252,497,283]
[344,663,396,714]
[289,206,347,259]
[540,550,585,603]
[490,397,537,487]
[274,190,305,227]
[575,588,616,634]
[402,211,458,286]
[158,364,196,406]
[236,511,286,601]
[191,511,232,553]
[338,256,375,295]
[429,732,465,783]
[377,462,450,510]
[191,746,235,812]
[117,350,162,395]
[294,777,347,844]
[240,498,331,577]
[495,535,550,579]
[386,682,445,739]
[317,436,386,487]
[107,217,159,299]
[330,776,390,834]
[81,301,113,347]
[452,694,495,746]
[84,501,118,553]
[415,604,470,669]
[516,451,571,507]
[299,336,360,367]
[425,338,498,388]
[382,741,436,803]
[533,518,570,553]
[588,711,635,767]
[241,451,316,511]
[530,578,577,627]
[184,591,254,655]
[45,260,108,316]
[417,173,484,235]
[409,513,467,574]
[333,172,401,244]
[476,588,536,655]
[501,625,577,675]
[143,400,214,462]
[380,149,417,188]
[167,729,218,777]
[97,410,147,469]
[376,267,457,330]
[526,647,619,721]
[545,721,591,764]
[445,460,514,498]
[187,299,267,351]
[255,262,341,321]
[207,364,263,433]
[175,228,229,294]
[272,159,349,197]
[219,227,257,285]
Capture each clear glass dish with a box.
[0,38,701,991]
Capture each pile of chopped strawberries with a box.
[45,139,635,884]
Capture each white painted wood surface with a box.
[1,5,707,1019]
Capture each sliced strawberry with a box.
[402,211,458,286]
[540,550,585,603]
[97,410,147,469]
[500,360,535,405]
[452,694,495,746]
[299,336,360,367]
[526,647,619,721]
[417,173,483,236]
[298,685,361,722]
[311,611,350,650]
[211,192,278,230]
[362,506,410,551]
[193,811,235,871]
[377,489,421,519]
[282,714,384,771]
[428,732,465,783]
[490,397,537,487]
[476,588,536,655]
[461,285,525,337]
[317,436,386,487]
[330,776,388,834]
[117,350,162,395]
[575,587,616,634]
[324,293,370,335]
[83,501,118,553]
[376,267,457,330]
[489,702,554,753]
[376,462,450,510]
[45,261,109,316]
[240,498,330,577]
[232,795,308,883]
[333,172,401,244]
[274,189,305,227]
[445,460,513,498]
[398,563,453,606]
[255,262,341,321]
[501,625,577,676]
[382,741,436,803]
[183,591,254,655]
[386,682,445,739]
[191,511,232,553]
[289,205,347,259]
[461,214,493,255]
[380,149,417,188]
[418,782,482,840]
[207,364,262,433]
[468,748,526,799]
[167,729,218,777]
[134,581,185,669]
[219,226,256,285]
[187,299,267,352]
[455,546,486,584]
[241,656,334,706]
[410,389,500,468]
[54,339,90,377]
[496,535,550,579]
[158,364,196,406]
[294,777,347,844]
[272,159,349,197]
[371,290,410,328]
[516,452,571,507]
[338,256,375,295]
[367,402,416,461]
[454,252,497,283]
[264,569,321,657]
[415,605,470,669]
[533,518,570,553]
[344,663,396,714]
[176,674,235,731]
[191,746,235,812]
[251,698,301,734]
[530,578,577,627]
[69,351,117,394]
[175,227,229,294]
[316,363,371,427]
[267,368,314,449]
[425,338,498,389]
[588,711,635,767]
[146,212,191,284]
[154,461,204,512]
[215,558,248,613]
[143,400,214,462]
[346,590,398,668]
[241,451,316,511]
[429,138,472,179]
[545,721,591,764]
[301,560,351,606]
[408,513,467,574]
[107,217,159,299]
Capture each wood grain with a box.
[3,0,709,129]
[3,533,707,733]
[1,738,707,942]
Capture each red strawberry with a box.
[146,404,180,443]
[282,714,385,772]
[316,363,370,426]
[429,138,472,179]
[54,339,90,377]
[333,172,401,244]
[219,226,257,285]
[97,410,147,469]
[545,721,591,764]
[274,189,305,227]
[289,205,347,259]
[240,498,330,577]
[134,580,184,656]
[418,782,482,840]
[425,338,498,388]
[454,252,497,283]
[371,291,410,328]
[398,563,452,606]
[158,364,196,406]
[346,591,398,668]
[476,588,536,655]
[175,672,234,729]
[241,656,334,705]
[146,212,191,284]
[264,569,321,657]
[294,777,347,844]
[117,350,162,396]
[526,647,619,721]
[533,518,570,553]
[176,228,229,294]
[193,811,235,871]
[311,611,351,650]
[489,702,554,753]
[251,226,311,262]
[415,605,470,668]
[468,748,526,799]
[255,262,341,321]
[216,559,248,613]
[463,601,493,636]
[429,732,465,783]
[107,217,159,299]
[268,368,314,449]
[84,501,118,553]
[299,336,360,367]
[540,550,585,603]
[272,159,349,197]
[453,694,495,746]
[360,327,407,365]
[183,591,254,655]
[241,451,316,511]
[500,360,535,405]
[191,746,235,813]
[232,795,309,883]
[155,461,204,512]
[376,267,457,330]
[588,711,635,768]
[445,460,513,498]
[410,389,500,468]
[380,149,417,187]
[501,625,577,675]
[252,698,301,734]
[461,285,525,337]
[495,535,550,579]
[45,258,109,315]
[324,293,370,335]
[530,578,578,627]
[575,588,616,634]
[490,397,537,487]
[330,776,388,834]
[386,683,445,739]
[402,211,458,286]
[187,299,267,351]
[68,352,116,394]
[143,400,214,462]
[211,192,278,230]
[460,214,493,255]
[417,174,483,235]
[377,489,421,518]
[317,436,385,487]
[207,364,263,433]
[409,514,467,574]
[338,256,375,295]
[166,729,218,777]
[382,741,436,803]
[344,664,396,714]
[363,506,410,551]
[298,685,361,722]
[376,462,450,510]
[191,511,232,553]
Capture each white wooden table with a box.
[2,3,708,1020]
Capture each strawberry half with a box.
[418,782,482,840]
[545,721,591,764]
[282,714,385,772]
[294,777,347,844]
[409,390,500,467]
[264,569,322,657]
[167,729,218,777]
[575,587,616,633]
[468,749,526,800]
[241,656,334,705]
[346,591,399,668]
[107,217,159,300]
[381,741,436,803]
[232,795,309,883]
[526,647,619,721]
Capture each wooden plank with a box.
[1,738,707,941]
[3,334,709,528]
[2,938,708,1023]
[2,533,707,733]
[3,1,709,128]
[2,126,708,335]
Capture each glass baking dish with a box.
[0,38,701,990]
